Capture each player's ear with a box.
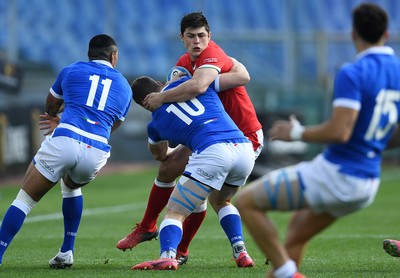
[110,50,118,68]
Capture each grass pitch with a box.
[0,165,399,277]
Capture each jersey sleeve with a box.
[147,121,162,144]
[332,65,362,111]
[210,75,220,92]
[197,44,230,73]
[50,67,69,99]
[119,81,133,121]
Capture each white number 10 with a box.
[166,98,205,125]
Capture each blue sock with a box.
[218,205,244,246]
[0,206,27,263]
[60,195,83,253]
[159,219,182,257]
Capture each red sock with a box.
[177,210,207,255]
[140,183,174,230]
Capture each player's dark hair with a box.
[180,11,210,35]
[131,76,163,106]
[352,3,388,43]
[88,34,118,62]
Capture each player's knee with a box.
[209,196,231,213]
[192,202,207,213]
[233,195,244,212]
[63,175,86,190]
[158,159,183,182]
[234,189,253,212]
[61,178,82,197]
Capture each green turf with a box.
[0,166,399,277]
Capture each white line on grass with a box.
[0,203,146,225]
[2,169,399,226]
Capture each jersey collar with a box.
[91,60,113,68]
[356,46,394,60]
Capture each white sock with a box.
[273,260,297,278]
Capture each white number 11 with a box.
[86,74,112,111]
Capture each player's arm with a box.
[148,140,169,161]
[111,120,123,134]
[45,92,64,117]
[38,113,60,136]
[143,67,218,110]
[269,106,358,143]
[217,57,250,92]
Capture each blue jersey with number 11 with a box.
[50,60,132,145]
[323,46,400,178]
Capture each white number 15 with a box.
[365,89,400,141]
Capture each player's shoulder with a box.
[204,40,226,54]
[336,60,361,80]
[60,61,84,72]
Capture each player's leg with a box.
[284,210,336,267]
[139,146,190,230]
[209,185,255,267]
[0,136,77,266]
[176,203,207,264]
[117,145,191,250]
[48,176,84,269]
[0,162,57,265]
[131,175,212,270]
[235,165,307,278]
[49,141,109,269]
[176,132,263,264]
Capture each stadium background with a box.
[0,0,400,179]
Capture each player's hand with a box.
[268,115,301,141]
[38,113,60,136]
[143,92,164,111]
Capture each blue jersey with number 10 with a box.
[147,76,249,153]
[323,47,400,178]
[50,60,132,149]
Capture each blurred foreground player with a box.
[235,3,400,278]
[0,34,131,268]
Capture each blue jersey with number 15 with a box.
[323,46,400,178]
[50,60,132,142]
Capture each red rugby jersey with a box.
[176,40,262,136]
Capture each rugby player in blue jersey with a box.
[129,71,255,270]
[235,3,400,278]
[0,34,132,268]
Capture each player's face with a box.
[180,26,211,61]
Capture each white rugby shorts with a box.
[298,154,380,217]
[33,135,110,184]
[183,142,255,190]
